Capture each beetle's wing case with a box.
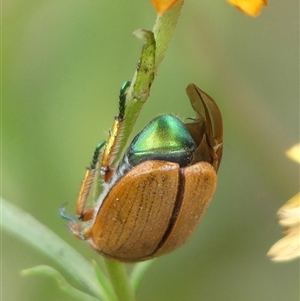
[91,155,131,222]
[90,160,217,262]
[185,84,223,172]
[90,160,181,262]
[155,161,216,257]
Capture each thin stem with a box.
[153,1,184,71]
[104,258,136,301]
[111,3,184,165]
[130,259,156,292]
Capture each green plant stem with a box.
[153,2,184,71]
[104,259,136,301]
[111,30,156,167]
[130,259,156,292]
[93,260,117,301]
[111,2,184,165]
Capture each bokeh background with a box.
[2,1,299,300]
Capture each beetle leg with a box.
[100,116,122,183]
[60,203,77,223]
[60,204,93,240]
[75,142,105,219]
[69,222,93,240]
[74,82,131,220]
[100,81,131,182]
[74,82,131,222]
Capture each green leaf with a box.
[1,198,110,300]
[22,265,101,301]
[93,261,117,301]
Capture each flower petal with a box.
[151,0,183,15]
[226,0,268,17]
[286,143,300,164]
[267,225,300,261]
[277,193,300,227]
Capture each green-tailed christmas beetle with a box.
[61,83,223,262]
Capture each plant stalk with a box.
[104,259,136,301]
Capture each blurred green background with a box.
[2,0,299,300]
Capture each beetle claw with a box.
[60,203,77,223]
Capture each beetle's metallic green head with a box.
[127,114,197,167]
[118,83,223,175]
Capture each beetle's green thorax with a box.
[127,114,196,167]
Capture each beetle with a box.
[61,83,223,262]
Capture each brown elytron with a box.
[91,161,216,262]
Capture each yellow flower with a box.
[268,144,300,261]
[151,0,183,14]
[150,0,267,16]
[286,143,300,164]
[227,0,268,17]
